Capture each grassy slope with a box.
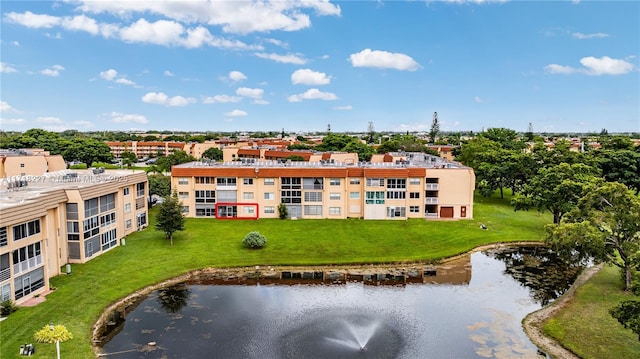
[1,193,551,358]
[542,265,640,359]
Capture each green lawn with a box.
[542,265,640,359]
[0,193,551,358]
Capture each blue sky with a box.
[1,0,638,134]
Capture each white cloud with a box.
[142,92,196,107]
[225,109,248,117]
[580,56,634,75]
[99,68,136,85]
[291,69,331,85]
[474,96,484,103]
[11,41,20,46]
[264,38,288,48]
[0,101,20,113]
[203,94,243,104]
[229,70,247,82]
[164,70,174,77]
[236,87,264,99]
[572,32,609,39]
[4,11,60,28]
[545,56,634,76]
[73,120,93,128]
[333,105,352,111]
[0,63,18,73]
[349,49,420,71]
[254,52,306,65]
[109,112,148,124]
[253,99,270,105]
[40,64,64,77]
[61,14,99,34]
[288,88,338,102]
[37,116,63,124]
[0,118,26,126]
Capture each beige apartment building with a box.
[0,168,148,305]
[172,152,475,220]
[0,149,67,178]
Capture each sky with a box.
[0,0,638,134]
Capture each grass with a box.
[69,162,147,171]
[542,265,640,359]
[0,192,553,358]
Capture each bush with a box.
[0,300,18,316]
[243,231,267,248]
[278,203,288,219]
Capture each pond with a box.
[98,246,583,358]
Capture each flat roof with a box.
[0,169,145,209]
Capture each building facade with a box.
[0,149,67,178]
[172,153,475,221]
[0,169,148,305]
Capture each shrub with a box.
[0,300,18,317]
[243,231,267,248]
[278,203,288,219]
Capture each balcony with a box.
[13,254,42,276]
[0,267,10,282]
[425,183,439,190]
[425,197,439,204]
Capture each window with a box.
[281,178,302,204]
[181,206,189,213]
[178,177,189,185]
[83,217,99,239]
[66,203,78,220]
[217,177,237,186]
[123,188,130,196]
[365,191,385,204]
[101,229,118,251]
[304,192,322,202]
[243,178,254,185]
[349,192,360,199]
[195,190,215,203]
[409,192,420,199]
[0,283,10,302]
[303,178,323,190]
[409,178,421,185]
[349,178,360,185]
[264,206,275,214]
[12,242,42,276]
[387,207,406,218]
[329,192,341,200]
[13,220,41,241]
[99,193,116,212]
[329,207,341,215]
[84,198,99,217]
[282,177,301,189]
[329,178,341,186]
[386,178,406,189]
[304,205,323,216]
[100,212,116,227]
[178,191,189,199]
[67,222,79,241]
[366,178,384,187]
[264,178,275,185]
[125,219,132,229]
[195,177,214,184]
[137,213,147,228]
[0,227,6,247]
[264,192,275,200]
[136,182,145,197]
[410,206,420,213]
[386,191,406,200]
[195,207,216,217]
[243,206,255,214]
[243,192,254,200]
[124,203,131,213]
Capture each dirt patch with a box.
[522,263,604,359]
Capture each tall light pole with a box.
[49,323,60,359]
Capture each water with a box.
[99,246,582,358]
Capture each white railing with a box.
[0,267,10,282]
[425,183,439,190]
[13,254,42,276]
[425,197,439,204]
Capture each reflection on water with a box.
[99,246,581,359]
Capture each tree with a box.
[278,203,288,219]
[156,150,196,173]
[155,192,185,246]
[148,174,171,198]
[545,182,640,290]
[201,147,223,161]
[512,163,601,224]
[429,112,439,143]
[34,324,73,359]
[62,137,113,167]
[591,149,640,193]
[121,150,137,168]
[610,301,640,340]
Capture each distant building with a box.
[172,152,475,220]
[0,149,66,177]
[0,167,148,305]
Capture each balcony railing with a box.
[425,183,439,190]
[13,254,42,276]
[0,267,10,282]
[425,197,439,204]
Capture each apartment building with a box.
[0,168,148,305]
[0,149,67,177]
[172,152,474,220]
[106,141,186,158]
